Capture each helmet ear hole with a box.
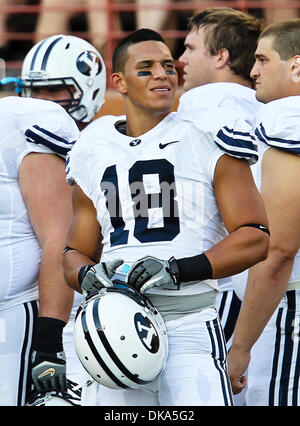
[92,89,99,100]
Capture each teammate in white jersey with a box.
[0,96,79,406]
[228,19,300,406]
[177,8,263,404]
[16,34,106,404]
[63,28,269,406]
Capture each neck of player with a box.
[125,106,171,137]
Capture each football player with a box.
[20,35,106,403]
[0,96,79,406]
[21,34,106,404]
[228,19,300,406]
[63,28,269,406]
[177,8,263,405]
[0,35,106,406]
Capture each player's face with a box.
[29,85,74,103]
[179,27,216,91]
[122,40,178,114]
[251,36,293,103]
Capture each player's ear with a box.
[291,55,300,83]
[215,48,231,69]
[111,72,127,94]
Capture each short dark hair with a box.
[112,28,165,73]
[259,19,300,60]
[188,8,262,82]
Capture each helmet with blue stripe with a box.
[21,34,106,123]
[74,284,168,390]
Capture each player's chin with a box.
[149,95,175,111]
[154,99,175,113]
[254,87,268,104]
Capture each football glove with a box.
[31,317,67,393]
[79,259,124,295]
[31,350,67,393]
[127,256,180,293]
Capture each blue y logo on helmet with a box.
[76,51,102,77]
[134,313,160,353]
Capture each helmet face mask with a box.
[21,35,106,123]
[74,284,168,390]
[22,77,82,114]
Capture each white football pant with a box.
[96,308,234,406]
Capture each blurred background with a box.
[0,0,299,115]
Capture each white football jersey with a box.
[178,82,262,294]
[233,96,300,300]
[255,96,300,282]
[178,82,260,165]
[0,96,79,309]
[66,112,235,296]
[255,96,300,156]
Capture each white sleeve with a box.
[23,103,80,158]
[178,106,258,165]
[16,141,56,170]
[255,101,300,155]
[65,136,92,199]
[66,114,123,198]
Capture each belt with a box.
[286,280,300,292]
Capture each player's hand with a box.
[31,317,68,393]
[127,256,180,293]
[227,346,250,394]
[31,350,67,393]
[80,259,124,295]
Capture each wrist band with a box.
[176,252,213,283]
[33,317,66,353]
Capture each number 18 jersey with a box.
[67,112,239,296]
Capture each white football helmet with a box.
[25,380,82,406]
[74,284,168,390]
[21,34,106,123]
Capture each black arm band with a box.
[78,264,93,286]
[63,246,76,255]
[64,246,98,265]
[33,317,66,353]
[240,223,270,236]
[176,252,213,283]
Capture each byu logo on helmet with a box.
[76,51,102,77]
[134,313,160,353]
